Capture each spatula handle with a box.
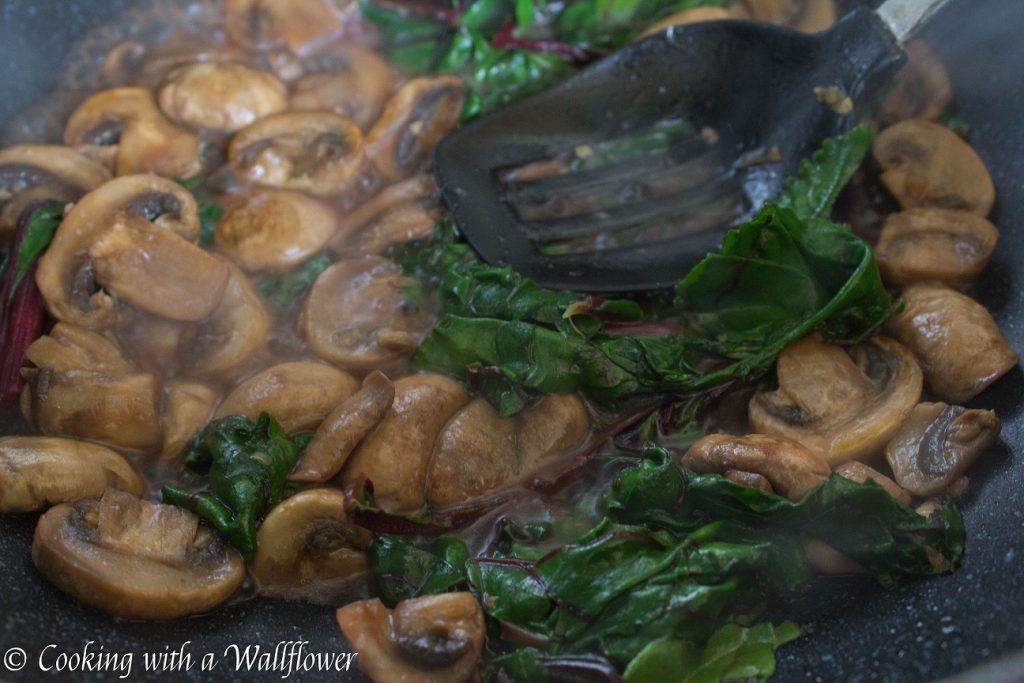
[876,0,952,44]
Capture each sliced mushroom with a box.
[289,45,398,130]
[23,369,162,450]
[885,402,1001,497]
[88,213,230,321]
[114,309,196,376]
[301,256,432,372]
[0,436,143,513]
[874,208,998,288]
[33,490,245,619]
[342,374,469,512]
[425,394,590,507]
[228,111,364,197]
[833,461,910,505]
[64,88,202,178]
[326,174,438,254]
[884,283,1018,403]
[292,371,395,483]
[880,41,953,125]
[351,201,441,254]
[748,335,923,465]
[364,76,467,183]
[682,433,830,501]
[35,174,199,329]
[215,361,358,433]
[189,262,272,380]
[743,0,835,32]
[639,7,741,39]
[250,488,372,604]
[161,380,218,461]
[723,469,775,493]
[24,322,133,373]
[224,0,357,55]
[336,593,485,683]
[0,145,110,235]
[873,118,995,216]
[215,189,338,272]
[158,62,287,132]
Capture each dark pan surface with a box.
[1,1,1022,681]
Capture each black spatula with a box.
[433,0,950,292]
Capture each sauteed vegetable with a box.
[0,1,1016,682]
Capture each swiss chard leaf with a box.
[369,534,470,605]
[256,252,333,309]
[161,413,301,560]
[10,202,63,295]
[774,123,872,221]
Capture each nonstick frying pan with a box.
[0,1,1022,681]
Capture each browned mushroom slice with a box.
[0,145,110,235]
[289,45,398,130]
[873,118,995,216]
[224,0,357,55]
[64,88,202,178]
[639,7,741,39]
[833,461,910,505]
[23,369,162,450]
[884,283,1018,403]
[880,41,953,125]
[425,394,590,507]
[336,592,485,683]
[251,489,372,604]
[364,76,467,183]
[748,335,923,464]
[884,401,1001,497]
[35,174,199,329]
[301,256,432,372]
[189,262,272,380]
[215,189,338,272]
[0,436,144,513]
[874,208,998,288]
[24,322,133,373]
[215,361,358,433]
[33,490,245,619]
[723,469,775,493]
[161,380,218,461]
[228,112,364,197]
[292,371,395,483]
[88,214,230,321]
[158,63,287,132]
[114,309,196,376]
[326,174,438,254]
[342,374,469,513]
[743,0,835,31]
[351,201,441,254]
[682,433,830,501]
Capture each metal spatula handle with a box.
[877,0,952,43]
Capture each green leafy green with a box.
[623,622,802,683]
[161,413,301,560]
[10,202,63,296]
[775,124,872,221]
[369,535,470,605]
[256,252,333,308]
[175,177,223,246]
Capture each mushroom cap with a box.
[682,433,830,501]
[63,88,202,178]
[161,380,218,461]
[342,374,469,513]
[228,111,364,197]
[885,401,1001,497]
[0,436,143,513]
[250,488,371,604]
[32,491,245,620]
[215,189,338,272]
[884,283,1018,403]
[35,174,199,329]
[288,45,398,130]
[158,62,287,132]
[336,593,485,683]
[292,370,395,483]
[25,322,133,374]
[880,41,954,125]
[748,335,923,464]
[873,118,995,216]
[0,145,111,234]
[215,361,358,434]
[364,76,467,183]
[224,0,356,55]
[326,173,437,254]
[301,256,432,372]
[875,208,998,288]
